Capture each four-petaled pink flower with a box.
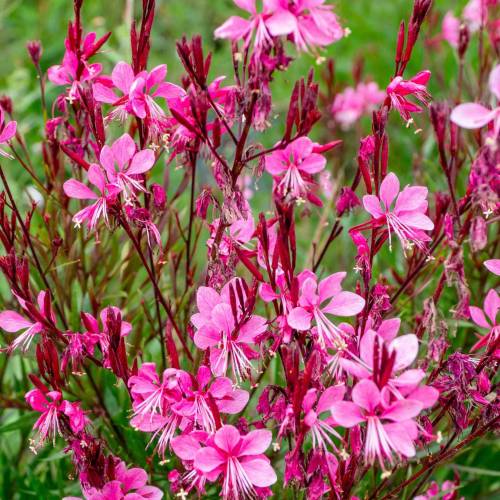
[265,137,327,204]
[192,279,267,382]
[330,379,424,467]
[302,385,345,451]
[386,70,431,123]
[214,0,296,53]
[0,107,17,159]
[451,64,499,138]
[78,460,163,500]
[174,365,249,433]
[361,172,434,252]
[193,425,277,499]
[94,62,184,127]
[63,164,122,230]
[26,389,87,449]
[48,32,104,102]
[469,288,499,352]
[287,270,365,348]
[99,133,156,201]
[0,290,54,352]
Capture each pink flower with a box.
[99,134,155,201]
[48,32,105,102]
[128,364,183,456]
[214,0,296,53]
[287,270,365,348]
[332,82,385,129]
[173,365,249,433]
[0,291,54,352]
[469,288,499,351]
[386,70,431,123]
[192,279,267,382]
[485,259,500,275]
[193,425,277,499]
[361,172,434,252]
[265,137,327,204]
[94,62,183,125]
[273,0,345,52]
[451,64,500,137]
[62,331,100,374]
[302,385,345,451]
[442,12,460,48]
[63,164,122,230]
[330,379,424,467]
[0,107,16,159]
[81,460,163,500]
[26,389,87,449]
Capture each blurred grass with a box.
[1,0,498,499]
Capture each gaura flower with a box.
[193,425,277,500]
[361,172,434,252]
[99,133,156,201]
[469,288,500,352]
[386,70,431,123]
[330,379,424,468]
[26,389,87,449]
[93,61,184,125]
[0,107,16,159]
[287,270,365,348]
[0,290,54,352]
[63,164,122,230]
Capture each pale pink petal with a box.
[377,318,401,342]
[63,179,98,200]
[93,83,119,104]
[483,289,499,324]
[395,186,428,213]
[317,384,345,414]
[352,379,380,412]
[393,369,425,389]
[211,303,235,335]
[359,329,377,367]
[196,286,221,316]
[384,422,416,457]
[111,133,136,169]
[382,399,422,422]
[25,389,49,412]
[155,82,185,99]
[265,151,287,175]
[194,447,226,472]
[485,259,500,276]
[99,146,116,176]
[488,64,500,101]
[238,315,267,343]
[323,291,365,316]
[379,173,400,209]
[87,164,107,193]
[128,149,155,175]
[171,434,201,460]
[330,401,364,427]
[318,272,345,303]
[194,325,220,349]
[0,121,17,143]
[398,211,434,230]
[299,153,326,174]
[287,307,312,330]
[147,65,167,89]
[240,458,277,487]
[407,386,439,409]
[450,103,496,129]
[363,194,384,218]
[217,388,249,414]
[121,467,147,491]
[214,425,240,453]
[469,305,489,328]
[390,334,419,370]
[265,10,298,36]
[112,61,135,93]
[339,358,371,379]
[214,17,252,40]
[239,429,272,456]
